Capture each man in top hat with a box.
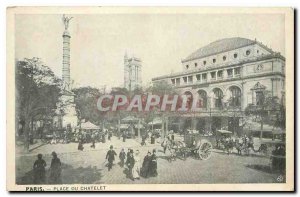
[106,145,117,171]
[126,149,135,181]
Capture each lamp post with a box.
[205,95,213,132]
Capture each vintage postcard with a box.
[6,7,294,191]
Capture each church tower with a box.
[124,52,142,91]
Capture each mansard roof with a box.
[182,37,257,62]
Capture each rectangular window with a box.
[211,72,216,80]
[202,73,207,81]
[183,76,187,84]
[217,71,223,79]
[227,69,233,78]
[196,74,201,81]
[171,79,175,85]
[188,76,193,83]
[256,91,264,106]
[234,67,241,76]
[176,78,180,86]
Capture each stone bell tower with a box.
[124,52,142,91]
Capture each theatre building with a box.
[152,37,285,135]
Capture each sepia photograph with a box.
[6,7,294,191]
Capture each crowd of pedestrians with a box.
[105,146,158,181]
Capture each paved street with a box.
[16,136,284,184]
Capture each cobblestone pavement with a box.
[16,136,284,184]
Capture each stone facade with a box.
[152,37,285,134]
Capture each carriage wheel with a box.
[198,141,213,160]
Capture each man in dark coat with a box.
[90,133,96,149]
[126,148,131,160]
[122,131,126,142]
[151,134,155,144]
[33,154,47,184]
[108,131,112,141]
[119,148,126,167]
[141,134,147,146]
[102,133,106,143]
[49,152,62,184]
[141,151,152,178]
[126,150,135,181]
[106,145,117,171]
[149,149,158,177]
[78,138,84,151]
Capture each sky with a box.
[15,13,285,90]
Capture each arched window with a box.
[229,86,241,107]
[183,91,193,109]
[256,91,265,106]
[213,88,223,109]
[251,82,266,106]
[198,90,207,108]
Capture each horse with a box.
[223,139,234,155]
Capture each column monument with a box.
[62,14,73,89]
[54,15,78,130]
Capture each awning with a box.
[148,117,162,125]
[134,124,144,129]
[122,116,139,122]
[187,129,199,134]
[217,130,232,134]
[76,121,100,130]
[119,124,130,129]
[271,128,286,135]
[245,121,285,134]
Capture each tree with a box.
[244,90,284,139]
[145,81,178,138]
[16,58,61,151]
[73,86,103,125]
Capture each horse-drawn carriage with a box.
[164,130,214,161]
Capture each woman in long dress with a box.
[132,150,141,180]
[141,151,151,178]
[149,149,158,177]
[49,152,62,184]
